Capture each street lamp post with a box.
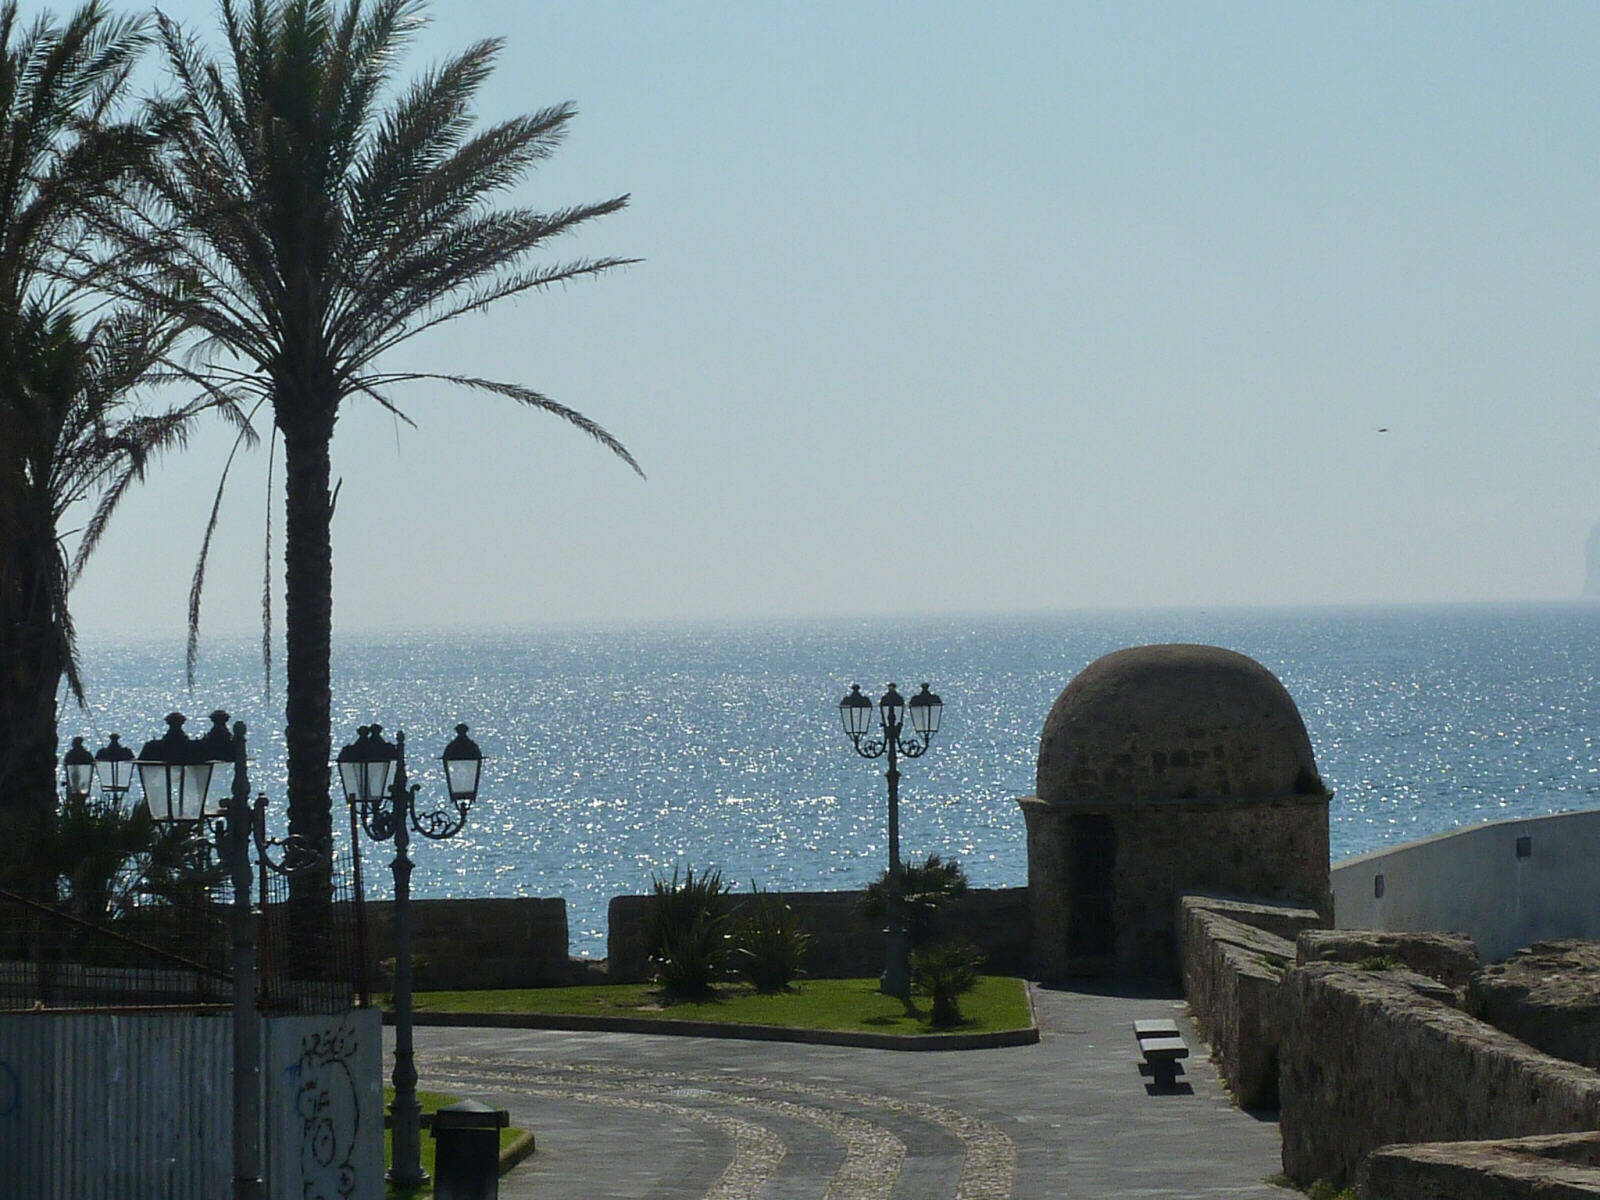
[838,682,943,999]
[131,710,307,1200]
[338,722,483,1189]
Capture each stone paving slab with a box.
[400,984,1296,1199]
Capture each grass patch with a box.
[406,975,1033,1035]
[383,1087,526,1200]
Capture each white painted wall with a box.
[264,1010,384,1200]
[1331,808,1600,963]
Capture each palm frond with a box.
[359,370,643,477]
[187,418,258,688]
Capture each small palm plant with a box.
[858,854,970,946]
[645,866,730,1000]
[911,938,987,1028]
[733,884,812,994]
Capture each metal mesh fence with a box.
[0,886,231,1011]
[0,850,368,1014]
[257,852,367,1014]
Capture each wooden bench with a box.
[1132,1019,1188,1088]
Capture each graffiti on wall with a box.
[289,1020,362,1199]
[266,1010,382,1200]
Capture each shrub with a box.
[858,854,969,946]
[734,884,813,993]
[646,866,731,999]
[911,938,987,1028]
[45,795,158,923]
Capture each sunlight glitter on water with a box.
[71,604,1600,956]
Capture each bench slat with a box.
[1132,1019,1181,1040]
[1140,1037,1189,1059]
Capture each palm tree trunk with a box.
[280,417,336,964]
[0,528,64,902]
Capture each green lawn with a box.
[407,975,1033,1035]
[383,1088,528,1200]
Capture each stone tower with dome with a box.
[1017,644,1331,980]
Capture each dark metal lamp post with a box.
[135,710,307,1200]
[838,682,943,999]
[338,722,483,1189]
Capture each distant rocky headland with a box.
[1586,523,1600,597]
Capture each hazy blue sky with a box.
[64,1,1600,637]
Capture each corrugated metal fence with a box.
[0,1013,231,1200]
[0,1010,384,1200]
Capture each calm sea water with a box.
[69,604,1600,956]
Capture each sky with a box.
[61,1,1600,638]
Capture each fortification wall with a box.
[1177,893,1322,1108]
[357,896,571,991]
[1357,1132,1600,1199]
[341,886,1029,991]
[1279,961,1600,1187]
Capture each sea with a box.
[69,603,1600,957]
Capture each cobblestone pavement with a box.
[406,985,1297,1199]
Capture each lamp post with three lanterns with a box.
[338,721,483,1189]
[838,682,943,1000]
[99,709,309,1200]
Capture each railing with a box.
[0,886,230,1011]
[258,854,367,1014]
[0,849,369,1013]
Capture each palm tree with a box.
[0,3,206,858]
[106,0,639,887]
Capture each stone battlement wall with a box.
[1358,1131,1600,1199]
[355,897,572,991]
[1279,961,1600,1188]
[1177,893,1323,1108]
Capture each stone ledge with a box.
[1469,940,1600,1069]
[1358,1131,1600,1199]
[1297,928,1478,989]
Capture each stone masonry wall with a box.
[607,886,1030,984]
[358,896,571,991]
[1468,941,1600,1070]
[1298,928,1479,990]
[1280,962,1600,1187]
[1025,793,1329,980]
[1178,894,1323,1108]
[1358,1132,1600,1199]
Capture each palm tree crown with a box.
[0,2,205,831]
[107,0,639,860]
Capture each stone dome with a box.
[1035,644,1321,805]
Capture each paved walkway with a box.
[407,984,1294,1199]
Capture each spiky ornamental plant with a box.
[0,3,215,870]
[100,0,640,898]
